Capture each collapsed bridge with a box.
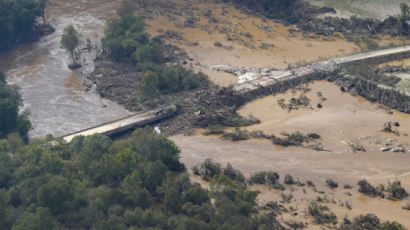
[208,45,410,93]
[61,46,410,142]
[210,45,410,113]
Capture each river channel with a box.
[0,0,130,139]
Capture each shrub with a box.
[223,163,245,183]
[326,178,338,189]
[386,179,408,200]
[196,158,222,181]
[284,219,305,229]
[357,179,383,197]
[307,180,315,187]
[266,171,280,185]
[213,41,223,47]
[343,184,352,189]
[339,214,407,230]
[249,171,267,184]
[284,175,294,185]
[338,213,379,230]
[263,201,287,215]
[203,126,225,136]
[381,221,407,230]
[272,132,313,147]
[402,202,410,210]
[222,128,251,141]
[280,193,293,203]
[249,171,281,186]
[307,202,337,225]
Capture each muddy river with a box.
[0,0,130,139]
[171,80,410,227]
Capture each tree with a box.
[37,177,75,215]
[0,73,31,139]
[0,0,43,51]
[60,25,81,68]
[398,2,409,35]
[37,0,49,24]
[117,0,134,16]
[139,71,159,98]
[12,207,60,230]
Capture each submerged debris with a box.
[277,94,311,112]
[349,143,366,152]
[382,122,400,136]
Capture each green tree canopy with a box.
[0,0,43,51]
[60,25,81,67]
[0,72,31,139]
[12,207,59,230]
[398,2,409,35]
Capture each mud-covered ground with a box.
[137,0,360,83]
[307,0,407,19]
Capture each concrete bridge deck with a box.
[61,105,176,142]
[231,45,410,93]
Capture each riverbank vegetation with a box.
[101,12,210,99]
[223,0,409,38]
[0,0,51,51]
[0,72,31,140]
[225,0,300,23]
[0,127,287,229]
[60,25,82,69]
[191,158,407,229]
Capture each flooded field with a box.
[238,80,410,152]
[174,134,410,228]
[143,0,359,85]
[255,182,410,228]
[171,80,410,228]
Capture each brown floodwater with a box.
[171,80,410,228]
[238,80,410,153]
[0,0,130,139]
